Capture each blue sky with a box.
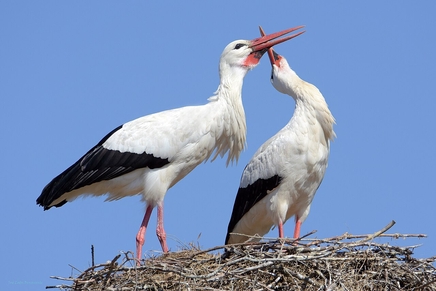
[1,1,435,290]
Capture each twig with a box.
[103,254,121,287]
[91,244,95,267]
[343,233,426,239]
[358,220,396,242]
[49,276,76,281]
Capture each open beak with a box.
[250,25,305,52]
[243,25,304,67]
[258,26,278,66]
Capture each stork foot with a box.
[293,220,302,239]
[156,204,169,253]
[135,205,154,265]
[278,222,285,238]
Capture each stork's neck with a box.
[287,69,336,142]
[216,63,248,97]
[214,63,250,114]
[209,65,248,165]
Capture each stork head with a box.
[259,26,298,95]
[267,49,295,95]
[219,26,305,74]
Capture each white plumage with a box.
[37,26,305,261]
[225,40,335,244]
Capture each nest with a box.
[48,221,436,290]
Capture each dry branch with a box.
[46,221,435,290]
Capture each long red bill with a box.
[259,26,276,66]
[250,25,305,52]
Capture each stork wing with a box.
[225,173,282,244]
[37,125,169,209]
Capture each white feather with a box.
[228,53,335,243]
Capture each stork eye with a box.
[234,43,246,50]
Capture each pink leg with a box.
[136,205,154,262]
[293,219,302,238]
[278,221,284,238]
[156,203,169,253]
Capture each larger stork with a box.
[37,26,305,261]
[225,27,335,244]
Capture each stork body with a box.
[37,26,305,261]
[225,49,335,244]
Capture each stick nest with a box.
[48,221,436,290]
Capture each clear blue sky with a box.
[1,2,435,290]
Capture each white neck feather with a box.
[208,65,248,165]
[285,68,336,142]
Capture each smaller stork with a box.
[225,27,335,244]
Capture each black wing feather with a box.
[225,174,282,244]
[37,125,170,210]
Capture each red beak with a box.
[243,25,304,68]
[250,25,305,52]
[258,26,277,66]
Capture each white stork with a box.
[225,27,335,244]
[37,26,305,261]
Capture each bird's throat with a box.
[243,50,266,68]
